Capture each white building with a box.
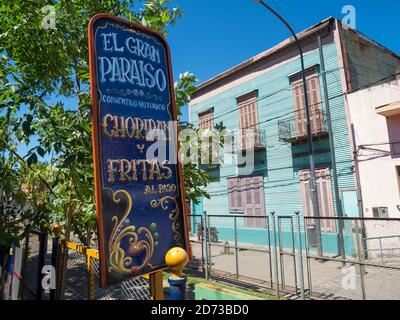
[347,77,400,257]
[347,78,400,218]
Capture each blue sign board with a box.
[88,14,189,287]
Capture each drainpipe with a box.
[254,0,323,257]
[350,124,365,218]
[351,123,368,260]
[317,35,346,261]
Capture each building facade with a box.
[347,79,400,218]
[188,17,400,249]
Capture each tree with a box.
[0,0,214,245]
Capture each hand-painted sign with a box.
[88,14,189,287]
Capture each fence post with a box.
[207,213,212,277]
[271,212,280,299]
[203,212,209,280]
[200,216,205,273]
[266,216,273,288]
[234,215,239,279]
[36,232,48,300]
[295,212,306,300]
[278,217,285,291]
[290,217,298,295]
[50,236,59,300]
[87,254,95,300]
[19,233,30,299]
[354,219,366,300]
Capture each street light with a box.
[252,0,323,255]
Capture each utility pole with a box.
[317,35,345,261]
[253,0,322,255]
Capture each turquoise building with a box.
[188,17,400,253]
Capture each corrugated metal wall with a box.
[189,36,355,221]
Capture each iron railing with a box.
[225,129,267,154]
[278,108,328,143]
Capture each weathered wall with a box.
[188,24,355,233]
[340,26,400,92]
[347,80,400,218]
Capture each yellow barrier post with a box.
[87,249,98,300]
[165,247,189,300]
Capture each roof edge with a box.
[192,16,335,96]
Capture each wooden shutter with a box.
[293,80,306,137]
[238,91,259,150]
[299,168,335,233]
[307,74,323,134]
[316,168,335,233]
[252,176,266,228]
[291,67,322,138]
[242,176,265,228]
[236,178,243,212]
[243,177,255,228]
[299,170,312,217]
[227,178,236,212]
[228,178,243,213]
[199,109,213,130]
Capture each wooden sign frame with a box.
[88,13,191,288]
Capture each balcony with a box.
[225,128,266,154]
[278,108,328,143]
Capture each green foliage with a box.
[0,0,213,245]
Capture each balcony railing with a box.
[225,128,266,154]
[278,108,328,143]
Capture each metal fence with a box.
[188,213,400,300]
[18,230,50,300]
[56,240,151,300]
[0,229,51,300]
[1,233,151,300]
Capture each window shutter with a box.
[236,178,243,212]
[243,177,254,228]
[291,67,322,137]
[300,170,312,217]
[300,168,335,233]
[199,109,213,131]
[292,80,306,137]
[227,178,236,212]
[252,176,266,228]
[238,91,259,150]
[316,168,335,233]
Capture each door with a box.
[300,168,335,233]
[244,176,266,228]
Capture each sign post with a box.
[88,14,190,288]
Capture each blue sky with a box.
[14,0,400,158]
[166,0,400,120]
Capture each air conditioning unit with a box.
[372,207,389,218]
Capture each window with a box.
[397,166,400,202]
[228,176,266,228]
[299,167,335,233]
[198,109,213,131]
[227,178,243,213]
[237,91,260,149]
[291,67,324,138]
[387,115,400,157]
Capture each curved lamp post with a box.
[252,0,322,255]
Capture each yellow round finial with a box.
[165,247,189,279]
[52,224,62,236]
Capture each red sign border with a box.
[88,13,191,288]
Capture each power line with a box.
[190,62,400,127]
